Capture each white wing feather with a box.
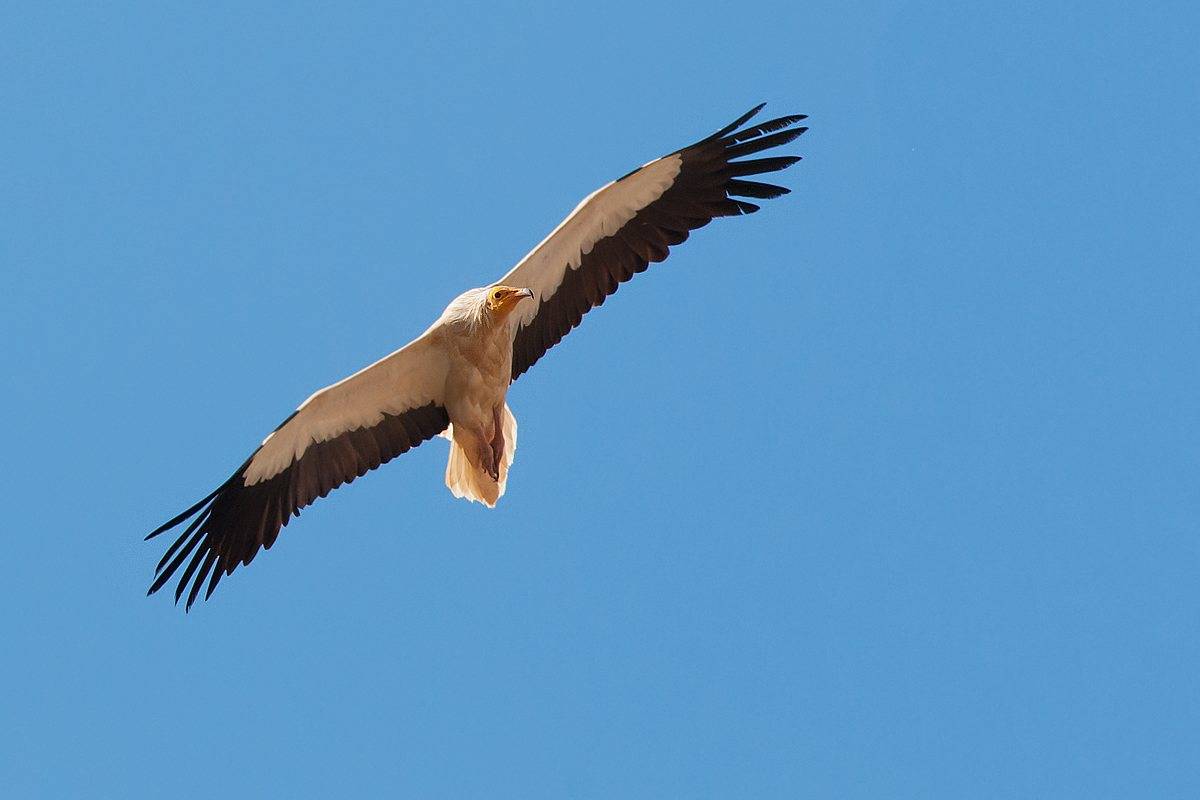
[243,330,450,485]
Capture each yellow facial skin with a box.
[486,285,535,316]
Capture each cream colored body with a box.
[437,304,520,507]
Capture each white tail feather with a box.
[442,404,518,508]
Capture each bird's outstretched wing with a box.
[500,103,807,381]
[146,333,451,610]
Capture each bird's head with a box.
[485,285,535,317]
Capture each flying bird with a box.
[147,103,807,609]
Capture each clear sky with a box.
[2,1,1197,797]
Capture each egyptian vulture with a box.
[147,103,807,609]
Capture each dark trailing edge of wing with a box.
[146,402,449,611]
[510,103,807,381]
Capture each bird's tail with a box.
[442,404,517,508]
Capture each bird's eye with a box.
[491,289,504,300]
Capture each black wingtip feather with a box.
[148,528,205,595]
[174,541,210,603]
[727,179,791,199]
[145,485,222,540]
[725,126,808,159]
[155,507,211,574]
[721,115,808,145]
[204,561,224,601]
[186,550,218,611]
[727,156,802,177]
[705,103,768,142]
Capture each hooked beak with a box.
[517,288,535,302]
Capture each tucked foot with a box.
[489,406,506,478]
[475,440,499,482]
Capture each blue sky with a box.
[2,1,1198,797]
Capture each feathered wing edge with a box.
[508,103,807,380]
[145,402,450,611]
